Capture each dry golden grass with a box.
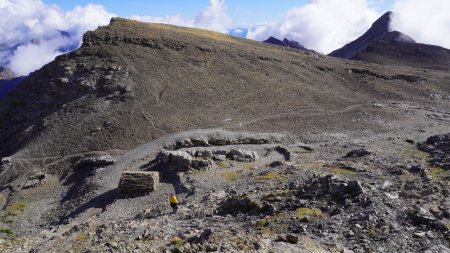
[220,171,239,181]
[296,207,326,221]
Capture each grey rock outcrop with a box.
[79,155,115,168]
[158,150,193,171]
[0,157,11,173]
[217,194,272,215]
[227,149,259,162]
[118,171,159,196]
[22,173,48,189]
[297,175,365,200]
[418,133,450,170]
[343,148,372,159]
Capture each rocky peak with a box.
[329,11,415,59]
[370,11,392,35]
[264,36,308,51]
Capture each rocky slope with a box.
[1,18,448,160]
[354,40,450,70]
[0,17,449,253]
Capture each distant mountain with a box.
[263,37,310,51]
[329,11,450,70]
[329,12,415,59]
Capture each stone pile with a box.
[118,171,159,196]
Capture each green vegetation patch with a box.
[296,207,326,222]
[262,189,290,201]
[169,236,185,246]
[1,201,27,224]
[255,212,289,234]
[7,202,27,217]
[256,171,280,180]
[399,150,430,160]
[239,162,256,170]
[72,232,89,253]
[330,167,356,174]
[216,161,228,169]
[429,166,450,180]
[292,146,313,154]
[0,228,12,235]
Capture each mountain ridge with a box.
[1,17,447,159]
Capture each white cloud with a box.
[129,15,187,27]
[246,0,381,54]
[0,0,114,76]
[194,0,232,32]
[8,37,67,76]
[131,0,232,33]
[246,0,450,53]
[391,0,450,48]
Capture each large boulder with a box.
[190,159,214,171]
[158,150,192,171]
[118,171,159,196]
[0,157,11,172]
[217,194,272,215]
[22,173,48,189]
[343,148,372,159]
[227,149,259,162]
[297,175,365,200]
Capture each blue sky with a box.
[43,0,394,24]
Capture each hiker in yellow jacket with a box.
[169,192,178,214]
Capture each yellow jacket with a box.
[169,195,178,204]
